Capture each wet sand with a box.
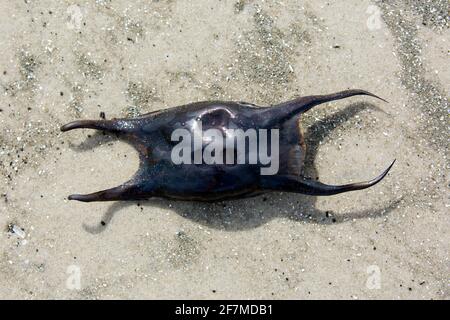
[0,0,448,299]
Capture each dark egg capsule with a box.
[61,89,394,202]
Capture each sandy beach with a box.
[0,0,448,299]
